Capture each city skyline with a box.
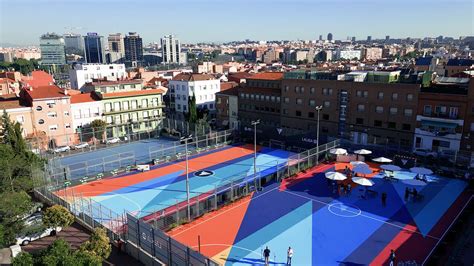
[1,0,473,46]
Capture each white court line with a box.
[172,186,280,237]
[190,243,262,257]
[282,190,440,240]
[422,195,473,265]
[62,189,143,214]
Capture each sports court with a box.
[168,162,470,265]
[52,136,215,180]
[56,144,293,220]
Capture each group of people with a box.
[404,187,420,201]
[262,246,293,265]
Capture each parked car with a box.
[53,146,71,153]
[16,226,62,246]
[104,137,121,144]
[413,148,437,158]
[23,213,42,226]
[71,142,89,149]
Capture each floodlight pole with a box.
[252,120,260,191]
[184,135,193,221]
[315,106,323,164]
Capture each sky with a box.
[0,0,473,46]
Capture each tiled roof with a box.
[247,72,284,80]
[0,78,16,83]
[0,98,25,110]
[446,59,474,67]
[101,89,165,99]
[228,72,254,79]
[21,71,54,88]
[220,81,238,91]
[172,73,215,81]
[70,93,100,104]
[24,85,68,99]
[216,86,239,96]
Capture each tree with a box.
[11,252,33,266]
[0,191,32,245]
[42,205,74,231]
[39,238,73,266]
[90,119,107,141]
[187,94,198,124]
[79,228,111,260]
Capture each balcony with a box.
[416,114,464,127]
[422,112,459,120]
[103,104,166,115]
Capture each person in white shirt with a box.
[287,246,293,265]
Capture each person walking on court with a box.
[413,188,418,202]
[404,187,410,201]
[389,249,396,266]
[263,246,271,265]
[287,246,293,265]
[381,192,387,207]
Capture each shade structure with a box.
[380,164,401,171]
[352,164,373,175]
[350,161,368,167]
[372,157,393,163]
[352,176,374,187]
[329,148,347,155]
[354,149,372,155]
[325,172,347,181]
[410,167,433,175]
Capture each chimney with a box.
[28,86,33,91]
[64,89,68,95]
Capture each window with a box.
[389,107,398,115]
[406,93,414,101]
[38,119,44,124]
[310,87,315,94]
[47,112,57,118]
[356,90,362,97]
[377,92,384,99]
[363,91,368,98]
[217,98,222,104]
[449,107,459,118]
[106,116,112,123]
[323,114,329,120]
[309,100,316,107]
[36,106,42,111]
[301,87,305,93]
[296,111,302,117]
[48,125,58,131]
[376,106,384,113]
[357,104,365,112]
[114,102,120,111]
[295,86,300,93]
[283,109,288,115]
[388,122,396,129]
[402,124,411,131]
[276,97,280,102]
[271,96,275,102]
[284,85,289,92]
[392,93,398,100]
[404,109,413,116]
[296,98,303,105]
[131,100,138,109]
[123,101,129,110]
[177,104,181,110]
[374,120,382,127]
[16,115,24,124]
[143,111,149,118]
[265,95,270,101]
[308,112,315,118]
[356,118,364,124]
[65,123,71,129]
[323,101,330,107]
[424,105,432,115]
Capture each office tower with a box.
[161,34,184,64]
[63,33,84,55]
[351,36,356,42]
[385,35,390,41]
[124,32,143,67]
[108,33,125,53]
[319,35,323,41]
[327,33,333,41]
[84,32,106,63]
[40,33,66,65]
[367,36,372,42]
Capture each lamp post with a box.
[251,120,260,191]
[315,106,323,164]
[181,134,193,221]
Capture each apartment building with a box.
[414,77,472,152]
[19,85,74,147]
[0,94,33,138]
[216,86,239,130]
[168,73,220,117]
[69,63,127,91]
[238,72,283,129]
[70,93,103,132]
[280,70,421,148]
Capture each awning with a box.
[421,120,457,129]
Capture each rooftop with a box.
[24,85,68,100]
[172,73,216,82]
[21,71,55,88]
[100,89,165,99]
[248,72,284,81]
[220,81,238,91]
[0,98,24,110]
[216,86,239,96]
[70,92,100,104]
[446,59,474,67]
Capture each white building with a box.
[40,33,66,65]
[364,47,383,61]
[169,73,220,115]
[334,49,362,60]
[69,63,127,90]
[161,35,187,65]
[70,93,103,133]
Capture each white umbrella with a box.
[380,164,401,171]
[353,164,373,175]
[354,149,372,155]
[350,161,368,167]
[352,176,374,187]
[325,172,347,181]
[330,148,347,155]
[372,157,393,163]
[410,167,433,175]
